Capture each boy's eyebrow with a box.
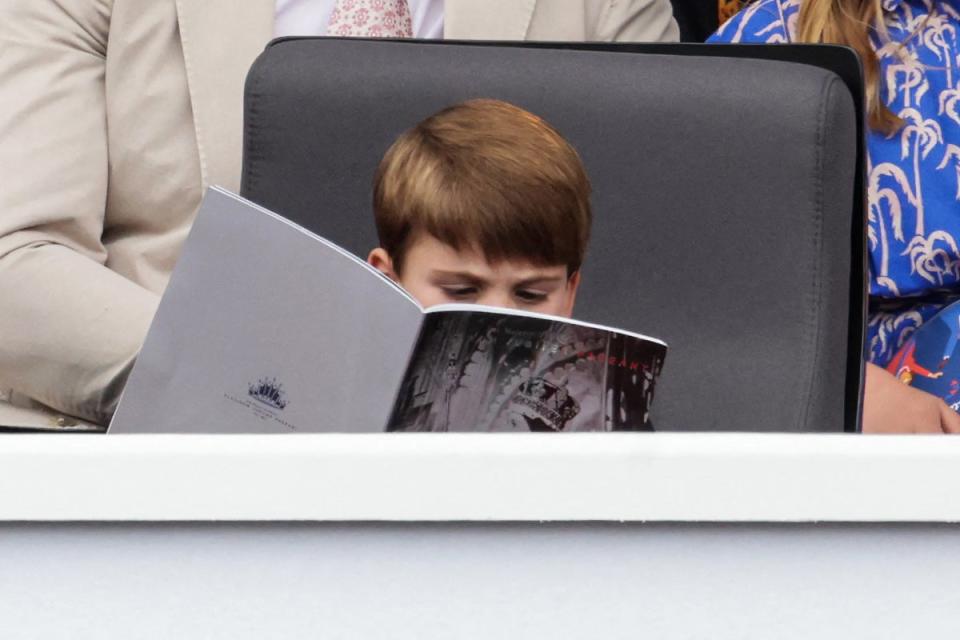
[430,271,566,287]
[430,270,489,284]
[515,275,566,287]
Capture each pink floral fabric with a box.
[327,0,414,38]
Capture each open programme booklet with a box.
[110,188,667,433]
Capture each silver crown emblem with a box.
[248,377,288,410]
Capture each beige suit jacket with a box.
[0,0,678,427]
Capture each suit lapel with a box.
[445,0,536,40]
[175,0,275,190]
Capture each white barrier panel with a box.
[0,433,959,521]
[2,434,960,638]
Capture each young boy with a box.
[367,98,591,318]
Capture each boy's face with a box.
[368,233,580,317]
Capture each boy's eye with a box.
[441,285,478,299]
[515,289,548,303]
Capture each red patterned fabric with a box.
[327,0,414,38]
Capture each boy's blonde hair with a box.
[373,99,591,275]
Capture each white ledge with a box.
[1,433,959,522]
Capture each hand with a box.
[862,363,960,433]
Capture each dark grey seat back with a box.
[242,39,863,432]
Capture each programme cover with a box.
[389,309,666,432]
[887,300,960,411]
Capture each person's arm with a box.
[706,0,786,43]
[862,363,960,433]
[0,1,159,425]
[589,0,680,43]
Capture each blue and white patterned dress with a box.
[709,0,960,366]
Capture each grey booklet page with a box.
[110,188,423,433]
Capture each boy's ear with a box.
[563,270,581,317]
[367,248,399,282]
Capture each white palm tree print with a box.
[940,82,960,126]
[887,61,930,108]
[870,162,917,294]
[923,12,957,86]
[897,107,943,236]
[903,230,960,285]
[869,308,925,358]
[938,144,960,199]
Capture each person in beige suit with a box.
[0,0,679,428]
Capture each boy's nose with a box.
[479,291,517,310]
